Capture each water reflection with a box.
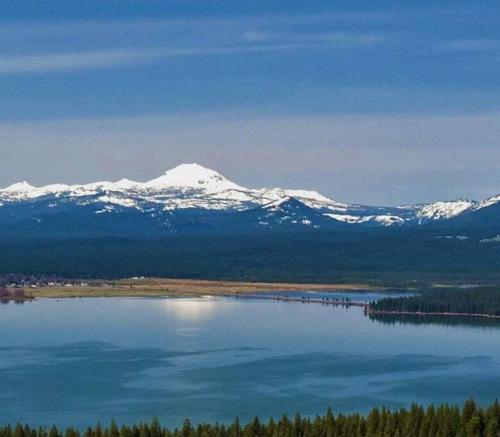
[368,313,500,328]
[161,297,225,321]
[256,290,414,303]
[0,298,28,305]
[1,296,500,428]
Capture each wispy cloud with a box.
[0,15,387,75]
[437,39,500,52]
[0,49,156,74]
[0,36,386,75]
[241,30,384,47]
[0,13,393,40]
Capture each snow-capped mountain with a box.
[0,163,499,237]
[144,163,243,192]
[0,163,352,216]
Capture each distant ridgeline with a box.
[2,400,500,437]
[370,287,500,317]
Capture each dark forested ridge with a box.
[370,287,500,317]
[2,400,500,437]
[1,226,500,283]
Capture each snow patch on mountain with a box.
[325,213,404,226]
[415,200,476,221]
[257,187,347,211]
[480,235,500,243]
[325,213,365,224]
[0,181,74,200]
[476,195,500,210]
[112,179,141,190]
[262,196,294,211]
[144,163,244,192]
[371,215,405,226]
[2,181,36,192]
[97,195,139,209]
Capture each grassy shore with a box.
[25,277,384,299]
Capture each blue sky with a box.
[1,1,500,205]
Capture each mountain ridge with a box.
[0,163,499,234]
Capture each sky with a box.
[1,0,500,205]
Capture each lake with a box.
[1,294,500,428]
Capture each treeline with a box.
[1,231,500,284]
[370,287,500,316]
[2,401,500,437]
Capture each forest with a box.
[1,229,500,285]
[1,400,499,437]
[370,287,500,316]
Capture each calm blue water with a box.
[1,295,500,428]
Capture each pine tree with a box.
[466,413,484,437]
[149,418,161,437]
[181,420,192,437]
[366,408,380,437]
[94,424,102,437]
[484,400,500,437]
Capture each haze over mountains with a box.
[0,163,499,238]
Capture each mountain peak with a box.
[1,181,36,192]
[477,194,500,210]
[144,163,245,192]
[113,178,141,190]
[416,199,476,221]
[263,196,294,210]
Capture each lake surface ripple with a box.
[1,294,499,428]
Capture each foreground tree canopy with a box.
[370,287,500,317]
[2,400,500,437]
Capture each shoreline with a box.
[0,296,35,302]
[367,309,500,320]
[235,296,500,320]
[23,278,386,299]
[234,293,369,307]
[9,279,500,321]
